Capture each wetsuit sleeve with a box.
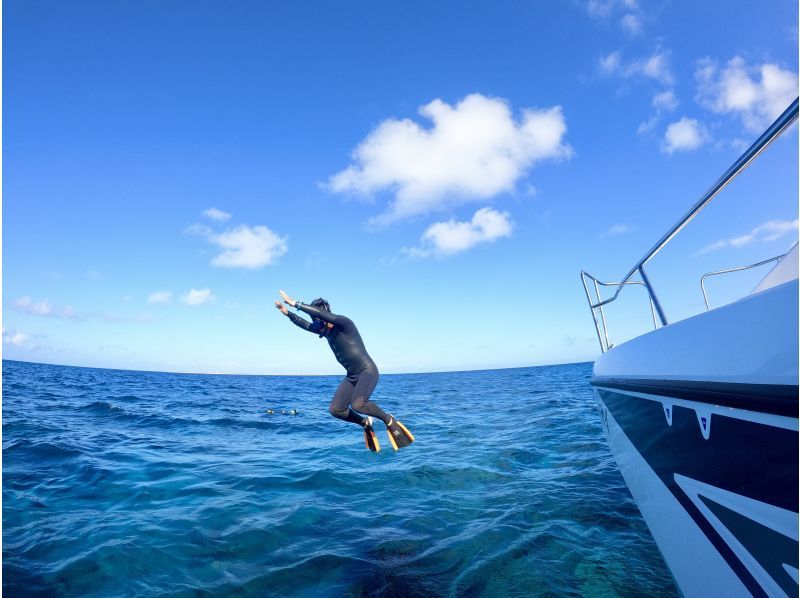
[286,311,316,333]
[296,302,344,325]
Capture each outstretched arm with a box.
[279,290,343,325]
[276,299,318,333]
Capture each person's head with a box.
[310,298,331,312]
[310,298,332,337]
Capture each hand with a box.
[279,290,296,307]
[274,300,289,315]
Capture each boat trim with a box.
[592,378,799,417]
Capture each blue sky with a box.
[3,0,798,374]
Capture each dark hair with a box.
[310,298,331,312]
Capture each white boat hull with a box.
[593,280,799,597]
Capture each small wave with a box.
[107,394,141,402]
[4,439,84,461]
[78,401,124,415]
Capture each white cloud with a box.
[2,327,31,347]
[639,51,673,86]
[600,49,673,86]
[13,296,78,319]
[637,115,660,135]
[637,91,678,135]
[327,94,572,224]
[211,225,288,268]
[662,117,709,154]
[403,207,513,258]
[605,223,630,236]
[587,0,641,28]
[203,207,232,222]
[148,291,173,304]
[188,223,288,269]
[696,219,799,255]
[621,13,642,35]
[695,56,799,132]
[587,0,615,18]
[185,223,213,237]
[599,51,622,75]
[182,288,215,306]
[652,90,678,111]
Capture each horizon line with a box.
[1,357,594,378]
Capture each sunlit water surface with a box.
[3,359,676,596]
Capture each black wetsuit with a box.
[287,303,390,425]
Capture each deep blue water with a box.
[3,359,676,597]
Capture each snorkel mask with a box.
[310,298,333,337]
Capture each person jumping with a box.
[275,290,414,452]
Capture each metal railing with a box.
[700,252,787,310]
[580,274,659,353]
[581,97,799,353]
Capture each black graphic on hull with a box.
[598,388,798,597]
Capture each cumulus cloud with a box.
[13,297,78,319]
[326,94,572,224]
[211,225,288,268]
[203,207,232,222]
[188,223,288,269]
[182,289,215,306]
[2,326,31,347]
[662,117,709,154]
[695,56,798,132]
[148,291,173,304]
[599,49,673,86]
[696,219,799,255]
[403,207,513,258]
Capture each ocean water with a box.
[3,359,676,597]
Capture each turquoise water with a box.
[3,359,676,596]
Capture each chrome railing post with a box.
[593,279,611,351]
[701,274,711,310]
[648,297,658,329]
[581,272,607,353]
[638,266,668,327]
[700,252,787,310]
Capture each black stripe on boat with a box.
[597,388,798,597]
[591,378,799,417]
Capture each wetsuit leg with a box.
[350,366,390,424]
[329,377,366,425]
